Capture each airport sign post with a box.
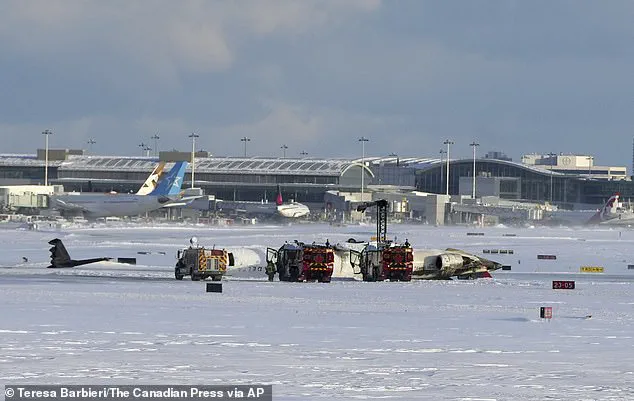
[540,306,553,320]
[580,266,604,273]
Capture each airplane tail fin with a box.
[136,162,166,195]
[49,238,71,268]
[276,184,283,206]
[587,193,619,224]
[149,161,188,196]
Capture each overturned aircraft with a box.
[410,248,502,279]
[333,240,502,280]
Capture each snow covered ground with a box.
[1,223,633,400]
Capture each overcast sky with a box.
[1,1,634,167]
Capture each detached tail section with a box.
[48,238,109,268]
[136,162,166,195]
[149,161,188,196]
[587,193,619,224]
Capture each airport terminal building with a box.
[0,149,631,211]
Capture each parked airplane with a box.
[49,161,188,218]
[136,162,166,195]
[215,185,310,219]
[545,194,634,226]
[275,186,310,218]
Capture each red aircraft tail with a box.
[587,194,619,224]
[276,185,283,206]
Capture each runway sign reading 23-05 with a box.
[552,280,575,289]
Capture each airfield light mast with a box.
[151,133,160,157]
[87,138,96,155]
[241,136,250,157]
[547,152,557,203]
[358,136,369,200]
[189,132,199,189]
[42,129,53,186]
[470,142,480,199]
[443,139,454,196]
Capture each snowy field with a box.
[1,223,634,400]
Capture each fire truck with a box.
[175,237,234,281]
[266,241,335,283]
[349,199,413,282]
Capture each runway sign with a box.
[537,255,557,260]
[502,234,517,237]
[117,257,136,265]
[502,265,512,271]
[467,232,485,236]
[628,264,634,270]
[580,266,604,273]
[484,249,514,254]
[540,306,553,319]
[206,283,222,293]
[552,280,575,289]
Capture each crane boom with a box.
[356,199,389,243]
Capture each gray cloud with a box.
[1,1,633,169]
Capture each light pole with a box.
[443,139,454,196]
[151,133,160,157]
[300,151,308,157]
[470,142,480,199]
[138,142,147,156]
[241,137,250,157]
[143,145,151,157]
[189,132,199,189]
[42,129,52,186]
[87,138,96,155]
[547,152,557,203]
[439,149,446,193]
[389,152,399,167]
[281,144,288,158]
[586,156,593,178]
[358,136,369,199]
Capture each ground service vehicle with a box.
[266,241,335,283]
[350,242,414,282]
[175,237,234,281]
[349,199,414,281]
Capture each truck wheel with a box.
[175,270,184,280]
[212,276,222,281]
[191,273,200,281]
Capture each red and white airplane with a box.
[274,186,310,218]
[546,194,634,226]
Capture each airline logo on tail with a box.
[587,194,619,224]
[136,162,166,195]
[149,161,188,196]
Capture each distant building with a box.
[521,153,627,181]
[484,151,512,162]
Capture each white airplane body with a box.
[50,161,188,218]
[331,241,501,280]
[276,202,310,218]
[216,186,310,219]
[51,193,173,218]
[545,194,634,226]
